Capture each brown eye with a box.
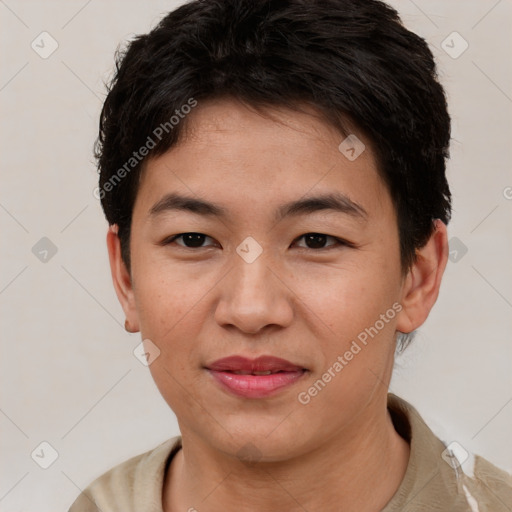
[166,233,216,248]
[294,233,342,249]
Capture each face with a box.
[110,99,429,461]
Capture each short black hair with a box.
[96,0,452,348]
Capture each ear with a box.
[106,225,140,333]
[396,220,449,334]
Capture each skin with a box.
[107,99,448,511]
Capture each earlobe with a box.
[106,225,140,333]
[396,220,449,334]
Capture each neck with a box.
[164,395,410,512]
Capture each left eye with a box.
[293,233,344,249]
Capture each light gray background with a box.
[1,1,511,510]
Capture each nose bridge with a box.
[234,255,271,300]
[214,249,293,333]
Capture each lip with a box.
[205,355,307,399]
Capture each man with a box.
[70,0,512,510]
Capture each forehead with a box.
[134,99,392,222]
[177,99,363,158]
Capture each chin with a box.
[202,422,309,463]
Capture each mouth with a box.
[205,355,308,399]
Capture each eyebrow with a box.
[149,192,367,222]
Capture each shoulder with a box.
[384,394,512,511]
[462,455,512,511]
[68,436,182,512]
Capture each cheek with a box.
[292,271,400,425]
[290,256,400,337]
[131,254,226,360]
[132,253,210,334]
[136,275,210,412]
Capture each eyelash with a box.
[162,232,355,251]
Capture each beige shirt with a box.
[68,394,512,511]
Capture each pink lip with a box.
[206,355,307,399]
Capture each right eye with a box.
[162,232,218,248]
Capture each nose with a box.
[214,254,294,336]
